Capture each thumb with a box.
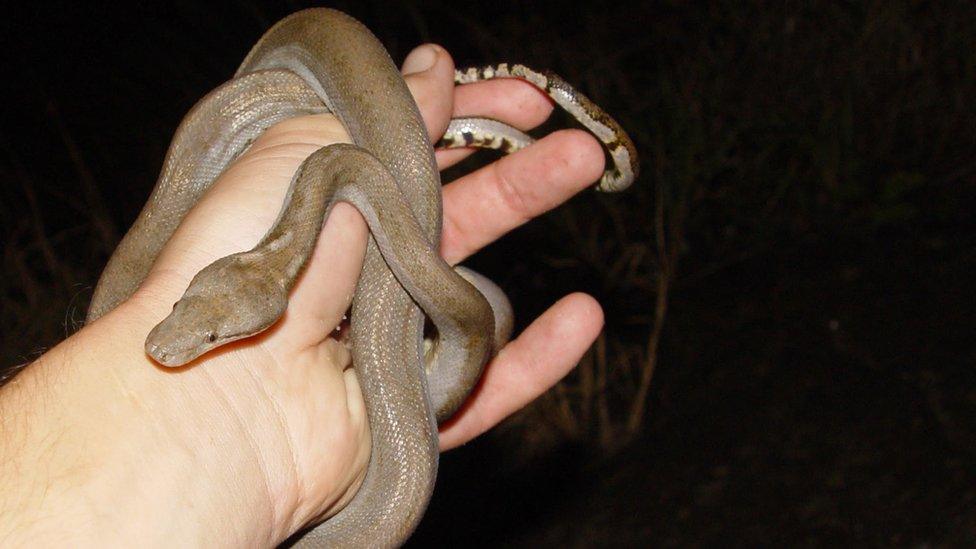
[402,44,456,141]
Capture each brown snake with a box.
[86,8,638,548]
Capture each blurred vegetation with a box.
[3,1,975,545]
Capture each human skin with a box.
[0,44,606,547]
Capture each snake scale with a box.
[85,8,637,547]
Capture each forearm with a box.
[0,301,287,547]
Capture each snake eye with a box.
[207,333,217,343]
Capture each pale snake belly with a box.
[85,7,638,547]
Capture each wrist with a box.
[0,300,298,546]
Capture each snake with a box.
[85,8,638,548]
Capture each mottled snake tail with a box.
[450,63,639,192]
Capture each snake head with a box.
[145,255,288,367]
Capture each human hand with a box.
[0,44,606,546]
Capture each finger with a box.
[440,129,605,264]
[279,45,459,348]
[402,44,456,142]
[435,77,556,170]
[454,78,555,124]
[438,293,604,450]
[271,199,368,352]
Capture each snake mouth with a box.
[145,339,206,368]
[144,321,261,368]
[144,318,220,367]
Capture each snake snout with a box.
[145,317,201,368]
[145,338,202,368]
[145,340,173,367]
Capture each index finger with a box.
[439,128,605,265]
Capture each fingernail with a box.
[402,44,439,75]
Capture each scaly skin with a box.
[88,8,638,548]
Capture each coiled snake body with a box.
[86,8,637,547]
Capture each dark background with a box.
[3,1,976,546]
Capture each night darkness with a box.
[3,1,976,546]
